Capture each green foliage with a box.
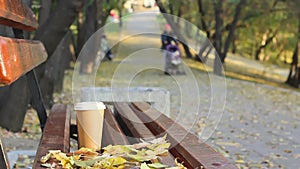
[229,0,240,3]
[32,0,299,68]
[163,0,300,67]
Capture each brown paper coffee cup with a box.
[74,102,106,150]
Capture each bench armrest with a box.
[33,104,70,169]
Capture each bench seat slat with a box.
[0,36,47,85]
[102,108,129,147]
[32,102,237,169]
[114,102,176,167]
[33,104,70,169]
[132,102,238,169]
[0,0,38,31]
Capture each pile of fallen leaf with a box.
[40,135,187,169]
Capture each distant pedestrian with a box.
[100,34,113,61]
[161,24,177,50]
[109,10,120,23]
[161,24,181,75]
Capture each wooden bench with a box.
[0,0,48,168]
[33,102,238,169]
[0,0,47,85]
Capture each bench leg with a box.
[26,70,48,131]
[0,138,10,169]
[13,28,48,131]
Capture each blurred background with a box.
[0,0,300,168]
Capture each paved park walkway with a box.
[110,7,300,168]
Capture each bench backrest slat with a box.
[0,0,47,86]
[0,0,38,31]
[0,36,47,85]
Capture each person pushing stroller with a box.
[161,24,184,75]
[161,24,177,51]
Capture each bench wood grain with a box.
[0,36,47,85]
[114,102,176,167]
[33,104,70,169]
[0,0,38,31]
[102,108,129,147]
[0,0,48,167]
[131,102,238,169]
[33,103,237,169]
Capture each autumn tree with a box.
[212,0,247,75]
[78,0,127,74]
[285,0,300,87]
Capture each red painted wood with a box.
[132,102,238,169]
[0,0,38,31]
[33,104,70,169]
[0,36,47,85]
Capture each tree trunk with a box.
[22,0,32,6]
[156,0,193,58]
[79,0,98,74]
[38,0,52,26]
[118,8,123,27]
[76,0,111,65]
[53,33,74,92]
[34,0,83,106]
[286,41,300,87]
[255,30,277,61]
[222,0,246,60]
[212,1,223,57]
[0,25,14,38]
[96,0,111,29]
[212,1,223,75]
[232,33,237,54]
[22,0,33,39]
[286,13,300,87]
[196,38,211,63]
[213,0,246,75]
[168,3,174,15]
[39,31,74,107]
[176,5,182,28]
[196,0,212,62]
[276,48,284,60]
[0,76,31,131]
[197,0,210,38]
[34,0,83,75]
[76,10,85,57]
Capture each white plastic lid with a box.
[74,102,106,110]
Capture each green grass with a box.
[183,57,300,92]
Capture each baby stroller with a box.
[164,44,184,75]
